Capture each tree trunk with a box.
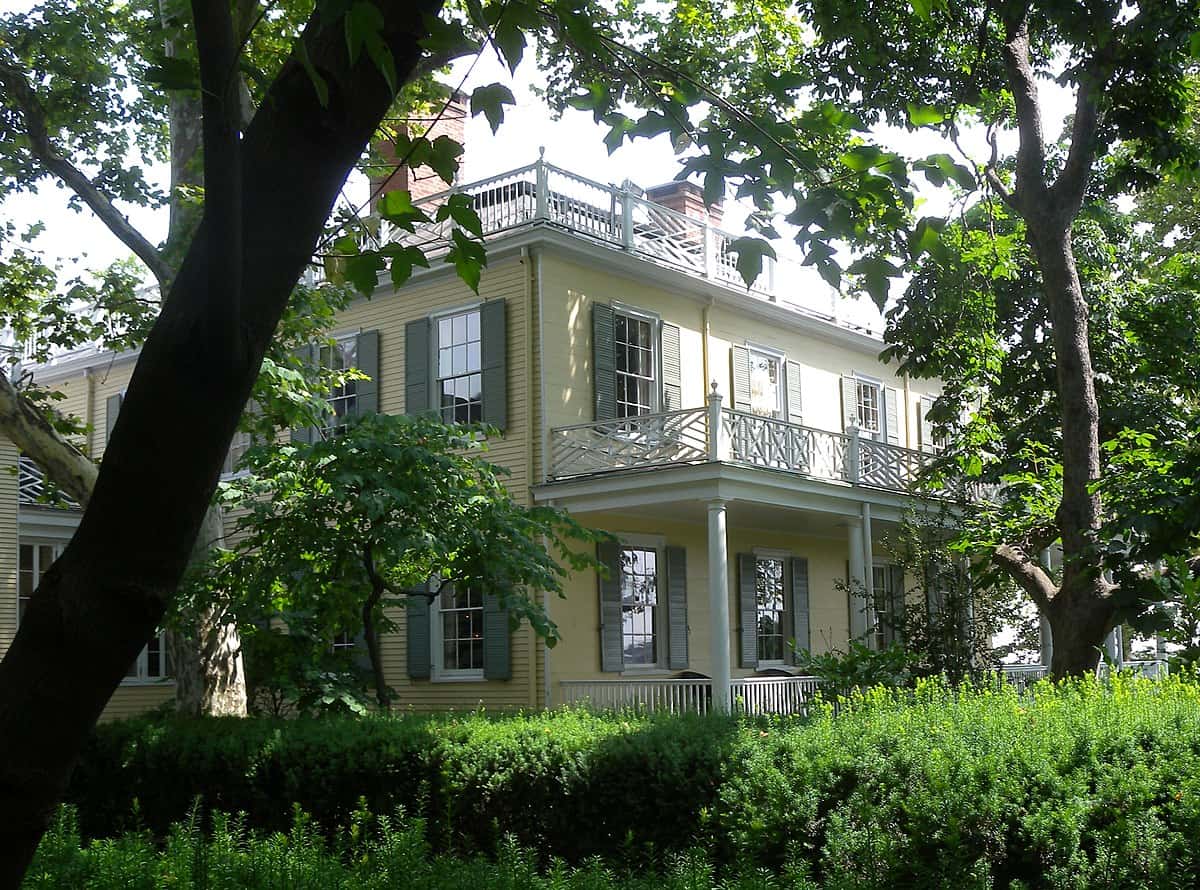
[0,3,440,878]
[1025,220,1112,677]
[171,507,247,717]
[362,581,390,711]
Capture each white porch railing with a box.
[548,394,939,497]
[559,675,826,716]
[1001,659,1169,691]
[17,455,79,508]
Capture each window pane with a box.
[467,342,481,372]
[439,317,453,342]
[467,310,480,341]
[452,313,467,342]
[439,348,452,378]
[19,544,31,572]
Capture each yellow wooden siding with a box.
[551,510,856,686]
[100,683,176,721]
[0,438,19,657]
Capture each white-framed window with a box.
[18,541,62,624]
[436,308,483,424]
[755,555,787,663]
[748,346,784,419]
[619,545,659,666]
[615,311,656,418]
[320,334,359,435]
[125,632,170,682]
[331,630,358,655]
[221,428,253,477]
[856,380,881,435]
[433,584,485,677]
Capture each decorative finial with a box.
[538,145,546,159]
[710,380,719,393]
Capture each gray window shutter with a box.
[884,387,900,445]
[661,323,682,411]
[785,361,803,423]
[480,299,508,430]
[105,393,123,444]
[789,557,811,659]
[593,302,616,421]
[731,346,752,411]
[354,330,380,415]
[597,541,623,672]
[888,565,906,646]
[666,545,688,669]
[291,344,318,443]
[919,396,935,452]
[840,376,858,431]
[406,592,431,679]
[737,552,758,669]
[405,317,431,415]
[482,593,511,680]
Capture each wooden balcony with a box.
[17,455,79,509]
[548,395,940,498]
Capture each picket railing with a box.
[559,675,825,716]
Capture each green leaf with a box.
[906,103,944,127]
[344,250,386,297]
[728,236,777,288]
[435,193,484,238]
[381,244,430,289]
[344,1,385,66]
[910,0,932,21]
[144,55,200,91]
[426,135,463,185]
[446,229,487,293]
[492,18,526,72]
[469,83,516,134]
[378,190,430,230]
[909,216,945,258]
[602,113,635,154]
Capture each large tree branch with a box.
[1049,62,1102,220]
[0,373,96,507]
[998,2,1045,211]
[0,59,174,291]
[993,543,1057,612]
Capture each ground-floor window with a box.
[620,546,658,665]
[756,556,787,662]
[439,585,484,672]
[870,565,897,650]
[125,631,170,681]
[18,541,62,623]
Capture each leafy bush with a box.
[65,678,1200,888]
[793,641,921,691]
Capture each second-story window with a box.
[615,312,656,418]
[856,380,881,435]
[437,309,483,424]
[321,336,358,435]
[749,349,783,419]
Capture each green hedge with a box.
[66,677,1200,888]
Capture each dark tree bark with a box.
[988,2,1115,677]
[0,1,442,880]
[361,543,392,710]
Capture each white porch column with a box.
[1104,626,1123,669]
[847,517,868,642]
[707,498,732,713]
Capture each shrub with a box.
[64,677,1200,888]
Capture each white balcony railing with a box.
[559,675,826,716]
[548,393,938,497]
[334,157,849,325]
[18,455,79,508]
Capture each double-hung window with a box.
[755,556,787,663]
[748,348,784,419]
[125,633,170,682]
[18,541,62,624]
[615,312,656,418]
[321,335,359,436]
[619,545,659,666]
[856,380,881,436]
[436,308,483,424]
[437,584,485,673]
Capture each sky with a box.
[0,4,1076,334]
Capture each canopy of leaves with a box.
[187,413,601,646]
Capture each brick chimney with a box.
[369,90,468,207]
[643,180,723,227]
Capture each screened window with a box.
[870,565,894,651]
[615,313,655,418]
[620,546,658,665]
[320,336,359,435]
[749,350,783,418]
[856,381,881,434]
[756,557,786,662]
[439,585,484,671]
[437,309,483,424]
